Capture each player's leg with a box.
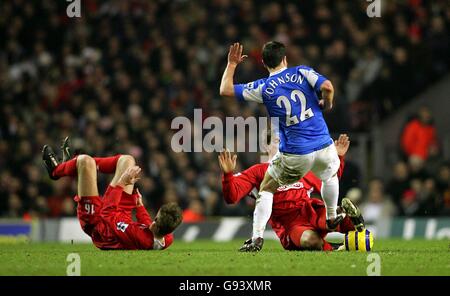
[109,155,136,195]
[75,154,101,226]
[93,155,122,174]
[336,216,356,233]
[250,151,288,243]
[247,152,312,250]
[43,145,104,238]
[252,171,279,239]
[289,226,323,251]
[93,155,138,214]
[239,170,278,251]
[43,144,78,180]
[252,152,311,236]
[43,145,99,197]
[311,144,341,225]
[290,227,338,251]
[74,155,102,236]
[76,154,99,197]
[60,136,122,175]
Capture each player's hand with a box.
[218,149,237,174]
[228,43,248,66]
[319,80,334,111]
[318,99,333,111]
[238,237,264,252]
[118,166,141,187]
[136,188,144,207]
[335,134,350,156]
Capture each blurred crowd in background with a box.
[0,0,449,221]
[355,106,450,222]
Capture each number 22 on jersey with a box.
[276,90,314,126]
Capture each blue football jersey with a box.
[234,66,333,155]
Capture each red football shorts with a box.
[75,194,121,249]
[75,195,104,237]
[273,209,316,251]
[273,199,355,251]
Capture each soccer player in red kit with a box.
[42,139,182,250]
[218,134,364,251]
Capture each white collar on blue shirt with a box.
[269,67,287,76]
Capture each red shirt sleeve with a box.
[100,185,154,250]
[136,206,152,225]
[114,222,154,250]
[221,163,268,204]
[163,233,174,249]
[337,155,345,179]
[100,185,124,220]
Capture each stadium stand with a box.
[0,0,449,220]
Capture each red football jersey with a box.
[83,185,173,250]
[221,156,345,240]
[222,155,345,211]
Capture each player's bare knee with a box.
[118,154,135,168]
[77,155,96,171]
[300,230,323,251]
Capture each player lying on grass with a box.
[42,139,182,250]
[219,134,365,251]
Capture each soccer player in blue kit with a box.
[220,42,344,252]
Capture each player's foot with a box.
[341,198,365,232]
[238,238,252,251]
[60,136,72,162]
[42,145,60,180]
[238,237,264,252]
[326,213,346,230]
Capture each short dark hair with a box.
[262,41,286,69]
[154,202,183,236]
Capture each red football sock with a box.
[337,216,356,233]
[93,155,121,174]
[52,157,78,178]
[323,240,333,251]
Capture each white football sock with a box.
[321,175,339,220]
[252,191,274,239]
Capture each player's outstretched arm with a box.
[319,80,334,111]
[219,42,247,98]
[135,188,152,225]
[219,149,264,204]
[218,149,237,174]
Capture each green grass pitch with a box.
[1,239,449,276]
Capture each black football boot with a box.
[60,136,72,162]
[42,145,60,180]
[341,198,365,232]
[326,212,346,230]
